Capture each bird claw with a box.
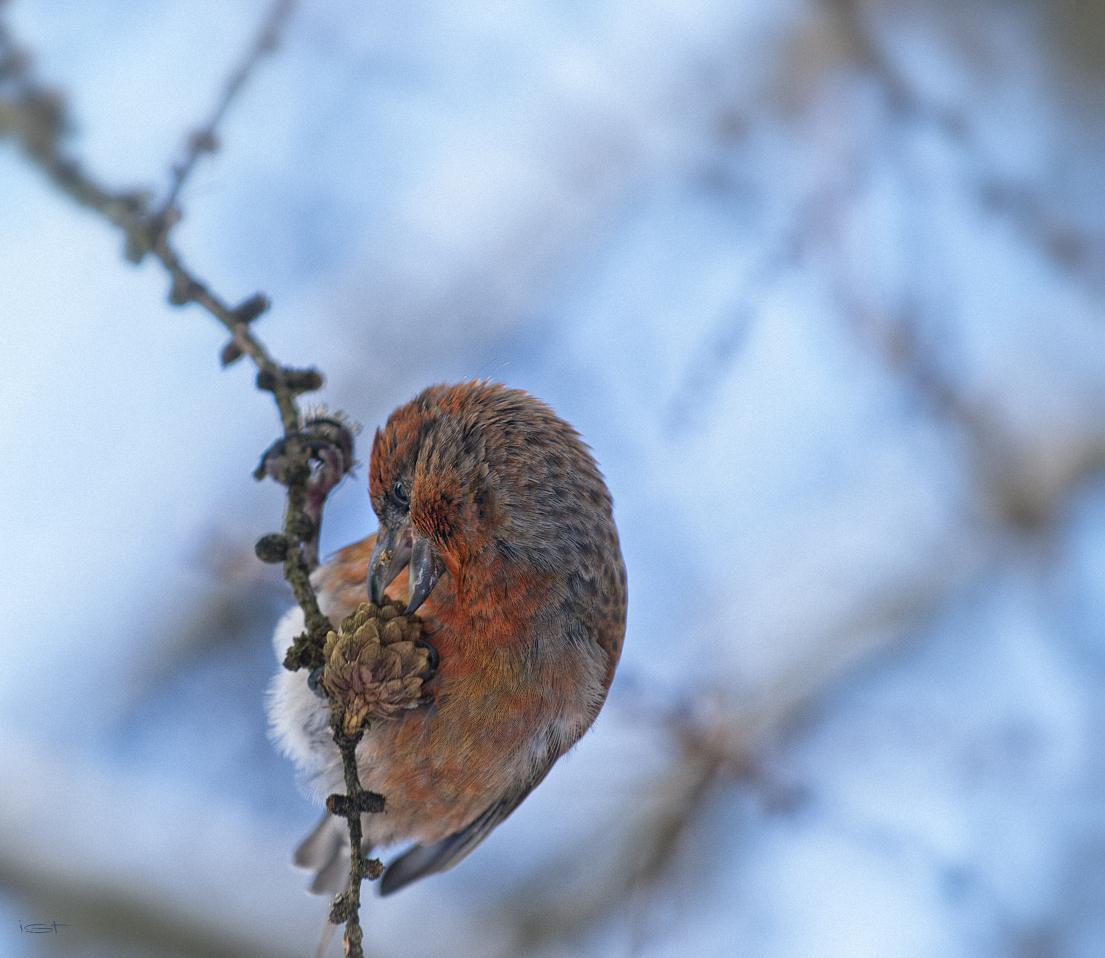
[253,416,356,485]
[307,665,328,698]
[416,638,439,678]
[254,415,357,570]
[415,639,438,706]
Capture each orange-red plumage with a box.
[269,381,627,895]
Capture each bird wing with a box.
[379,761,556,896]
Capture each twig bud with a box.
[231,292,270,324]
[328,891,355,925]
[325,791,385,816]
[220,339,245,366]
[354,857,384,881]
[254,533,289,563]
[256,366,323,395]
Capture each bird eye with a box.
[392,480,409,507]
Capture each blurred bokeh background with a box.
[2,0,1104,955]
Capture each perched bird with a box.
[269,381,628,895]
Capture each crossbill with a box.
[269,381,628,895]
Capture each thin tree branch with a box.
[326,729,385,956]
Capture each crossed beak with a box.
[368,519,446,615]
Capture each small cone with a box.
[323,600,433,735]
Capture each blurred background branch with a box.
[153,0,297,222]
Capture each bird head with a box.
[366,380,611,620]
[366,383,504,615]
